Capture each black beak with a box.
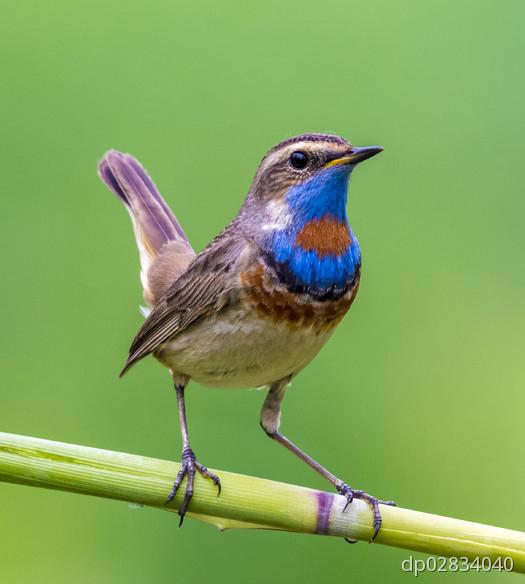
[349,145,384,164]
[324,145,384,168]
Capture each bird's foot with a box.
[336,482,396,542]
[165,446,221,525]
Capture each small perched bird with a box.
[98,133,394,540]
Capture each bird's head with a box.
[244,133,382,228]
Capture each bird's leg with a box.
[260,380,395,542]
[165,381,221,525]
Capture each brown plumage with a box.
[120,222,250,376]
[98,134,392,537]
[240,262,359,333]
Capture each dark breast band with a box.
[261,250,360,302]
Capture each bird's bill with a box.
[324,146,384,168]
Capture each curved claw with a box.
[195,461,221,496]
[164,449,221,525]
[337,483,395,543]
[341,485,354,511]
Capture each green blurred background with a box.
[1,0,524,582]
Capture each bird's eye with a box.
[290,151,309,170]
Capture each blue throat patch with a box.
[264,165,361,300]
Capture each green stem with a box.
[0,432,523,572]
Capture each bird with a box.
[98,133,395,541]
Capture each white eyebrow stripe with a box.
[258,141,348,176]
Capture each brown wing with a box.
[120,225,251,376]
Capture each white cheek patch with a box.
[262,199,292,232]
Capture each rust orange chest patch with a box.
[295,216,352,257]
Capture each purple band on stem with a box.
[315,491,334,535]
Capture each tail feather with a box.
[125,156,189,243]
[98,150,195,306]
[98,150,190,253]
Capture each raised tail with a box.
[98,151,196,307]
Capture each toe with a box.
[165,464,187,505]
[369,500,382,542]
[336,485,392,542]
[337,483,355,511]
[178,466,196,526]
[195,462,222,496]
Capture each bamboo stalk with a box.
[0,431,523,572]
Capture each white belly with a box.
[155,305,333,388]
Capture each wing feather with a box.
[120,226,250,376]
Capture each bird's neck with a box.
[260,168,361,300]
